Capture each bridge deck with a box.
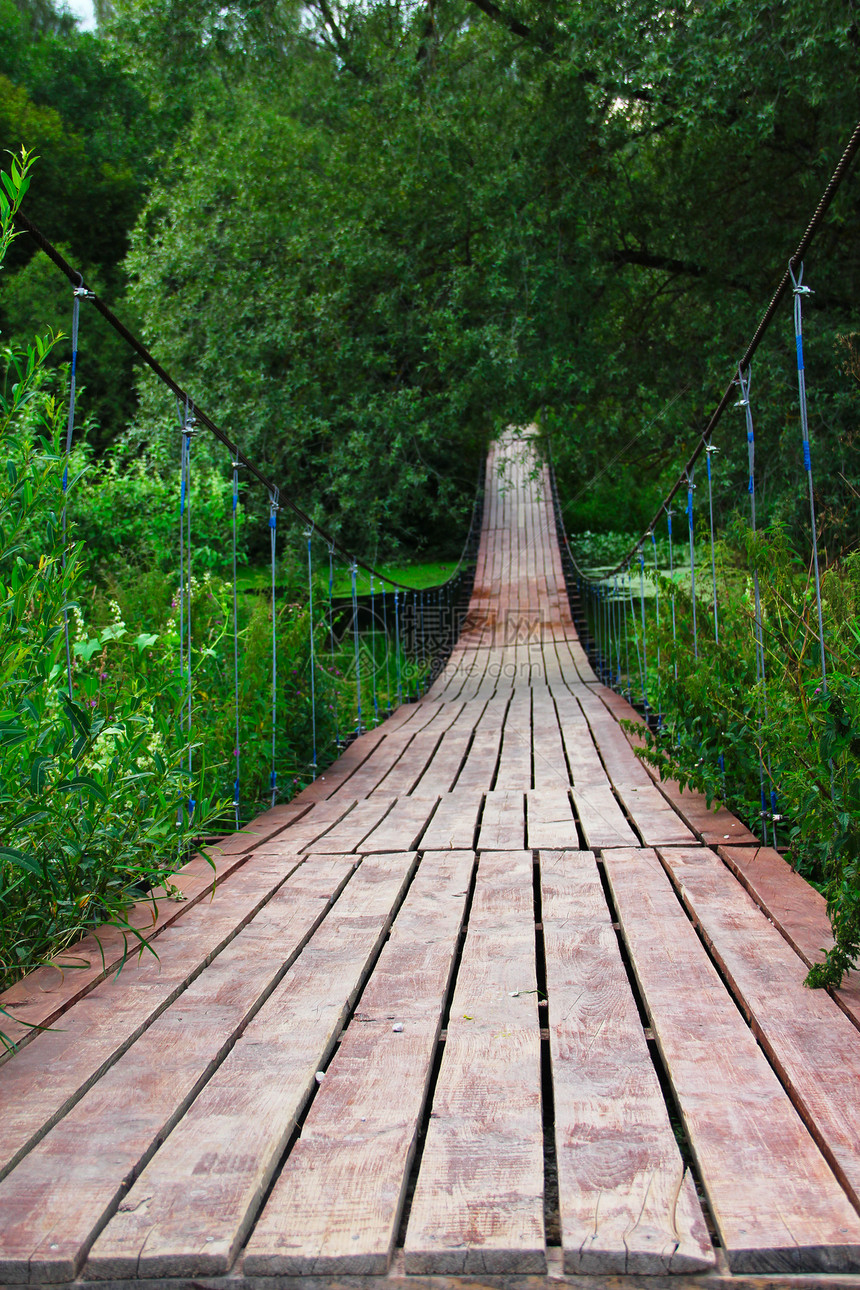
[3,432,860,1289]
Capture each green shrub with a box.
[632,520,860,988]
[0,153,223,1035]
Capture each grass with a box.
[235,558,461,596]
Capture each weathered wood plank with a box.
[0,852,307,1182]
[0,857,360,1284]
[657,845,860,1212]
[477,789,525,850]
[526,790,578,851]
[604,847,860,1273]
[81,853,417,1281]
[494,694,533,789]
[530,696,569,791]
[453,726,504,792]
[611,781,697,847]
[358,795,440,853]
[0,822,310,1054]
[404,851,545,1274]
[539,850,713,1274]
[572,784,638,850]
[412,727,474,795]
[306,798,397,853]
[419,791,482,852]
[242,850,475,1276]
[715,844,860,1024]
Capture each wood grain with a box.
[540,850,713,1274]
[604,847,860,1273]
[83,853,417,1281]
[404,851,545,1274]
[657,845,860,1212]
[525,790,578,851]
[477,790,525,850]
[242,850,475,1275]
[0,852,305,1182]
[0,857,359,1284]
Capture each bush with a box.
[632,520,860,988]
[0,153,222,1035]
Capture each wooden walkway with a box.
[3,431,860,1289]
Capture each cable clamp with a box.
[705,443,720,455]
[73,285,95,299]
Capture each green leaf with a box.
[54,776,109,804]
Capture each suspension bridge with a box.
[2,430,860,1288]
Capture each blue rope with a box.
[649,530,662,725]
[180,402,195,820]
[622,568,632,703]
[686,472,698,660]
[269,489,279,806]
[328,544,340,749]
[705,444,719,644]
[231,460,241,828]
[351,562,362,733]
[306,527,318,780]
[394,589,403,704]
[790,262,827,691]
[628,564,646,708]
[613,574,623,689]
[382,585,392,713]
[737,366,777,848]
[666,509,678,680]
[370,573,380,723]
[61,284,90,700]
[638,548,649,710]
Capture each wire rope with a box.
[790,262,828,691]
[269,489,279,807]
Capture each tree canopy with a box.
[2,0,859,555]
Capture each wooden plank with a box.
[604,847,860,1273]
[306,797,396,853]
[657,845,860,1212]
[248,797,359,853]
[597,693,758,845]
[411,726,473,795]
[0,851,306,1182]
[612,781,697,847]
[359,795,440,853]
[325,730,417,800]
[493,694,532,789]
[419,791,482,852]
[477,789,525,850]
[404,851,545,1274]
[293,727,387,802]
[531,697,570,791]
[715,843,835,968]
[526,790,578,851]
[539,851,713,1274]
[242,851,475,1276]
[81,853,417,1281]
[0,840,281,1055]
[452,726,503,791]
[716,844,860,1025]
[572,784,638,850]
[375,730,445,796]
[0,856,360,1284]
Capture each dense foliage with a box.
[0,156,223,1014]
[0,0,859,986]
